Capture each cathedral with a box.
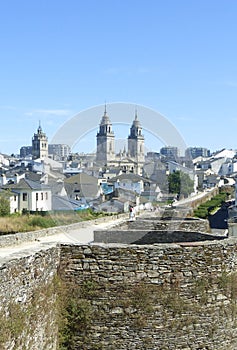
[30,109,145,175]
[96,107,145,175]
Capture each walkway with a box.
[172,188,217,207]
[0,215,128,265]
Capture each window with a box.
[45,192,48,200]
[14,195,17,201]
[41,192,43,200]
[23,193,27,201]
[36,193,38,201]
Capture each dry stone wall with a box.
[94,229,224,244]
[94,217,212,244]
[0,214,127,248]
[0,246,60,350]
[59,239,237,350]
[1,234,237,349]
[129,217,210,232]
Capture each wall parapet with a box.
[0,213,128,248]
[1,233,237,348]
[0,245,60,349]
[59,238,237,349]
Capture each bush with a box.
[194,192,228,219]
[0,192,10,217]
[193,208,208,219]
[28,216,56,229]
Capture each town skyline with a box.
[3,108,215,158]
[1,1,237,154]
[1,103,235,158]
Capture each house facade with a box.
[7,179,52,212]
[108,173,151,195]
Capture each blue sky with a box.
[0,0,237,155]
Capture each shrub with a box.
[0,192,10,216]
[194,192,227,219]
[28,216,56,229]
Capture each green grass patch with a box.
[193,192,228,219]
[0,209,112,234]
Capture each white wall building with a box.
[109,174,148,195]
[10,179,52,212]
[219,161,237,176]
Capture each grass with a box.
[0,209,111,234]
[193,192,228,219]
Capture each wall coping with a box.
[0,213,128,248]
[62,236,237,249]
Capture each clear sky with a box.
[0,0,237,155]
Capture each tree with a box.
[0,191,10,216]
[168,171,194,198]
[168,171,180,195]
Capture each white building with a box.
[212,149,236,159]
[9,178,52,212]
[108,173,149,195]
[48,144,71,160]
[0,154,10,167]
[219,161,237,176]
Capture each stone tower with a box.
[96,105,115,163]
[128,111,145,163]
[32,122,48,160]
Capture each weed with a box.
[0,210,111,234]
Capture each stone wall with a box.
[94,229,224,244]
[1,234,237,349]
[59,239,237,350]
[0,246,60,350]
[174,187,219,210]
[94,217,211,244]
[0,213,127,248]
[134,217,210,232]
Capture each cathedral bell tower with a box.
[128,111,145,163]
[32,122,48,160]
[96,105,115,163]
